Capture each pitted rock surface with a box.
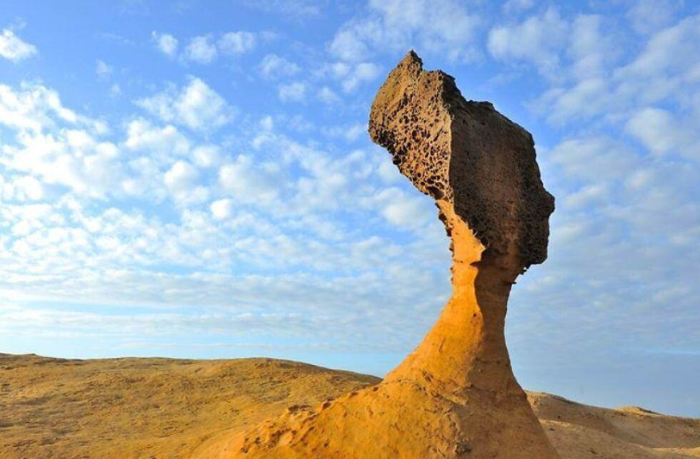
[369,50,554,267]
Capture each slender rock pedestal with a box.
[200,51,559,459]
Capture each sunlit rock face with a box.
[200,51,559,459]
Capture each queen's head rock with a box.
[196,51,560,459]
[369,50,554,269]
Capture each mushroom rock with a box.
[203,51,558,459]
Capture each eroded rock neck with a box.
[385,200,523,396]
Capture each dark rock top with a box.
[369,51,554,267]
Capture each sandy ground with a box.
[0,353,698,458]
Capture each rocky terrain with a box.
[1,353,698,459]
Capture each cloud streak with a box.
[0,28,37,62]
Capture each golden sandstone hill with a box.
[0,354,698,459]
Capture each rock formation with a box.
[199,51,558,459]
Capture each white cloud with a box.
[184,35,218,64]
[151,31,178,57]
[219,155,281,204]
[0,83,123,199]
[503,0,534,14]
[568,15,616,80]
[338,62,382,93]
[3,130,123,199]
[0,82,81,132]
[0,81,446,344]
[110,84,122,97]
[625,108,696,159]
[96,60,112,78]
[153,31,261,63]
[0,28,37,62]
[488,8,568,78]
[218,31,256,55]
[549,137,639,182]
[259,115,274,132]
[329,0,481,62]
[135,77,232,131]
[323,123,366,143]
[524,128,700,388]
[371,187,434,231]
[241,0,324,20]
[615,14,700,88]
[341,124,365,142]
[192,145,221,168]
[124,118,190,157]
[0,77,442,372]
[163,160,207,205]
[329,25,372,63]
[317,86,340,104]
[278,82,306,102]
[12,175,45,201]
[534,78,610,124]
[210,198,233,220]
[164,160,198,193]
[533,13,700,125]
[259,53,300,78]
[626,0,685,34]
[563,183,609,210]
[375,157,402,185]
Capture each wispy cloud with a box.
[0,28,37,62]
[152,31,178,57]
[152,31,261,64]
[135,76,233,131]
[330,0,481,63]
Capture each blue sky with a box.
[1,0,699,417]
